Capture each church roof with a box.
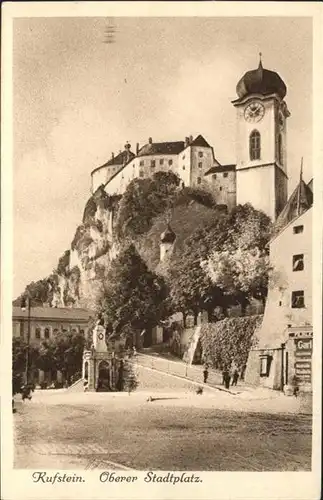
[274,178,313,235]
[236,60,287,101]
[137,141,185,157]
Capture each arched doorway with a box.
[97,361,110,392]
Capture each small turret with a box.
[160,224,176,261]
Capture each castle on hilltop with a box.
[91,57,291,221]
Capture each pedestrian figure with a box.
[231,369,239,386]
[292,375,300,397]
[21,385,32,402]
[223,370,230,389]
[203,366,209,384]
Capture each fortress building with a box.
[90,57,290,221]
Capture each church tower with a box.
[232,56,290,220]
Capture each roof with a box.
[13,306,93,322]
[190,135,211,148]
[273,178,313,235]
[236,60,287,101]
[307,178,313,193]
[205,164,236,175]
[91,149,135,176]
[137,141,185,157]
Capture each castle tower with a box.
[232,55,290,220]
[160,224,176,261]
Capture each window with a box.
[198,152,203,158]
[53,328,58,337]
[249,130,261,160]
[198,162,203,168]
[260,355,272,377]
[151,160,156,168]
[291,290,305,309]
[35,328,41,339]
[219,187,222,191]
[140,160,144,167]
[160,159,164,165]
[44,328,50,339]
[168,159,173,166]
[223,172,228,178]
[278,134,283,164]
[182,155,185,160]
[133,164,135,168]
[139,170,144,178]
[293,254,304,272]
[182,166,185,170]
[212,174,217,180]
[197,177,201,185]
[293,225,304,234]
[80,329,84,335]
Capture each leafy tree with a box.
[48,331,85,384]
[13,278,53,307]
[115,171,180,240]
[101,244,172,341]
[166,212,232,323]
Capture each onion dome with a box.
[160,224,176,244]
[236,57,287,100]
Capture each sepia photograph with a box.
[2,3,322,500]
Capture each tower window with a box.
[198,162,203,168]
[293,254,304,272]
[249,130,261,161]
[278,134,283,164]
[182,166,185,170]
[198,152,203,158]
[151,160,156,168]
[293,225,304,234]
[139,170,144,177]
[160,159,164,165]
[212,174,217,180]
[140,160,144,167]
[291,290,305,309]
[197,177,202,185]
[223,172,228,178]
[168,159,173,166]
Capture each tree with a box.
[101,244,172,341]
[203,205,272,313]
[12,338,39,394]
[123,361,139,395]
[115,171,180,240]
[166,212,232,323]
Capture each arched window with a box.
[44,327,50,339]
[35,328,41,339]
[249,130,261,161]
[278,134,283,164]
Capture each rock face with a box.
[50,187,122,311]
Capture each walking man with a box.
[231,369,239,386]
[203,366,209,384]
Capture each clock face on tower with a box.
[244,102,265,123]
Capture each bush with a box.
[200,315,262,371]
[39,381,48,390]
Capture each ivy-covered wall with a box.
[200,315,263,371]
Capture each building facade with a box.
[245,179,313,392]
[13,306,92,346]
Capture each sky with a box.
[13,16,313,298]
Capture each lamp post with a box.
[21,296,31,385]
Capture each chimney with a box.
[136,143,139,155]
[148,137,153,144]
[185,137,189,147]
[111,152,114,159]
[189,135,193,144]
